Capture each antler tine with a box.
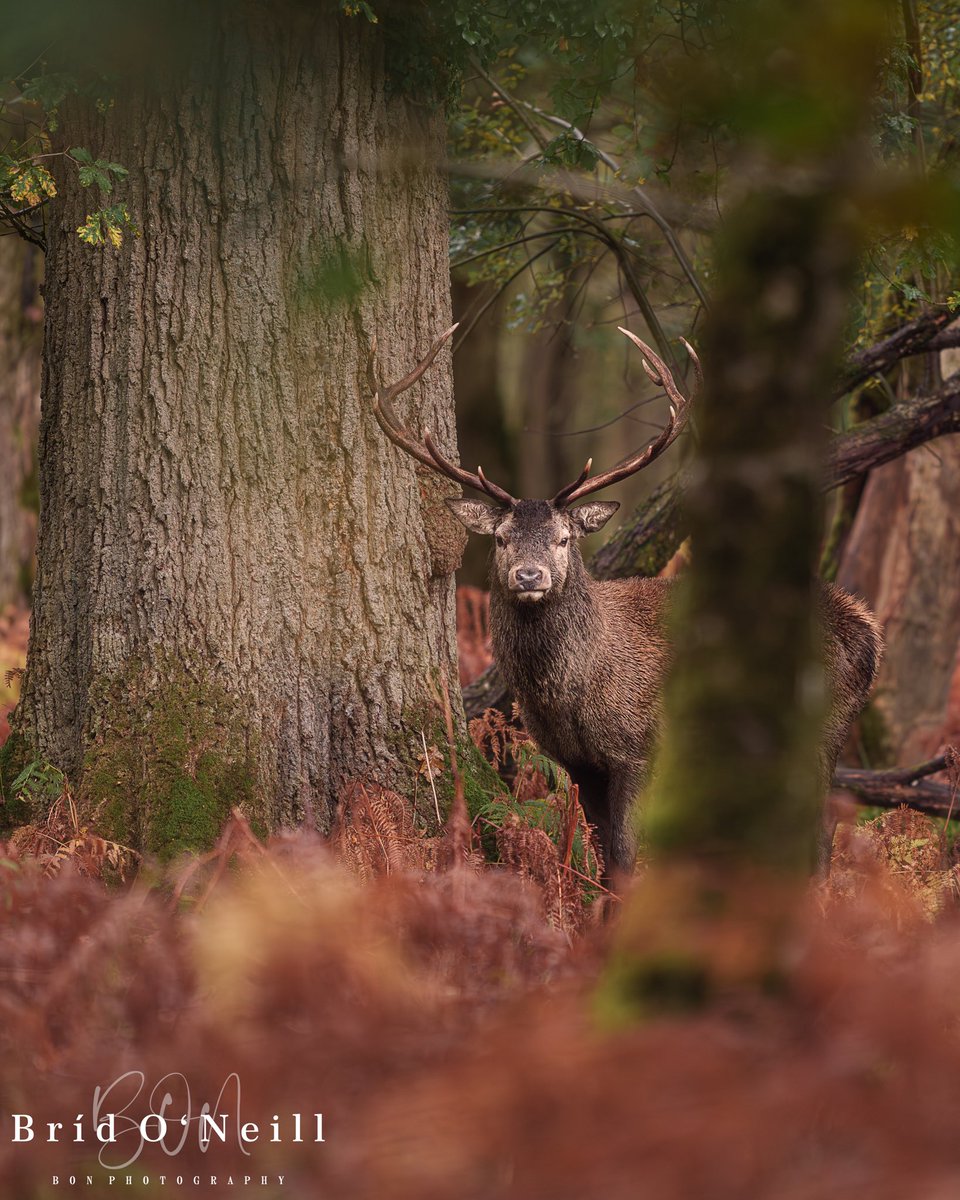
[370,323,458,435]
[369,324,516,506]
[679,335,703,399]
[551,457,593,506]
[551,329,698,507]
[477,464,515,506]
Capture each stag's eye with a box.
[496,534,508,548]
[558,536,569,548]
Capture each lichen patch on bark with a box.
[81,656,264,861]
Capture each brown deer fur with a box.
[447,497,883,884]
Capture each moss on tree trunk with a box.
[600,187,860,1016]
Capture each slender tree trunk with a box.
[599,186,861,1016]
[13,4,463,849]
[0,239,42,608]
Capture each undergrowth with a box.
[3,671,960,1196]
[0,785,960,1197]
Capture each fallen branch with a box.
[833,754,959,820]
[826,370,960,488]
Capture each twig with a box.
[420,729,442,826]
[514,97,710,311]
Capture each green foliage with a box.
[76,203,136,248]
[0,69,131,249]
[0,732,34,832]
[342,0,637,110]
[541,131,600,171]
[9,759,67,821]
[19,70,76,115]
[447,0,960,386]
[69,145,127,192]
[470,738,600,888]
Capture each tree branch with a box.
[463,60,710,312]
[512,97,710,311]
[827,369,960,488]
[452,201,680,371]
[833,755,958,820]
[840,307,957,392]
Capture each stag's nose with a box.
[514,567,544,591]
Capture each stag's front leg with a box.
[570,763,642,894]
[568,764,615,888]
[605,764,644,892]
[815,741,844,877]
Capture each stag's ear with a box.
[445,498,504,536]
[568,500,620,536]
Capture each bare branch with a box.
[552,331,700,505]
[840,307,957,393]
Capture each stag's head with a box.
[368,323,700,604]
[444,497,619,602]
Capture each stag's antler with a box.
[552,329,701,507]
[368,323,516,507]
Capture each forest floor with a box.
[2,602,960,1198]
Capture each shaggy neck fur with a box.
[489,546,598,699]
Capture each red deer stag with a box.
[368,325,882,887]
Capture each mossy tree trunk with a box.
[14,3,463,850]
[0,239,42,608]
[599,0,885,1015]
[601,189,861,1016]
[644,193,857,866]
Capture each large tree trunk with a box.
[0,239,42,608]
[12,4,462,851]
[838,425,960,764]
[837,341,960,766]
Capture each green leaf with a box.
[21,72,76,112]
[541,130,601,171]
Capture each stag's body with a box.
[487,498,882,880]
[489,508,671,873]
[369,324,882,885]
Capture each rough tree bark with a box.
[10,4,465,851]
[838,416,960,763]
[0,238,42,608]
